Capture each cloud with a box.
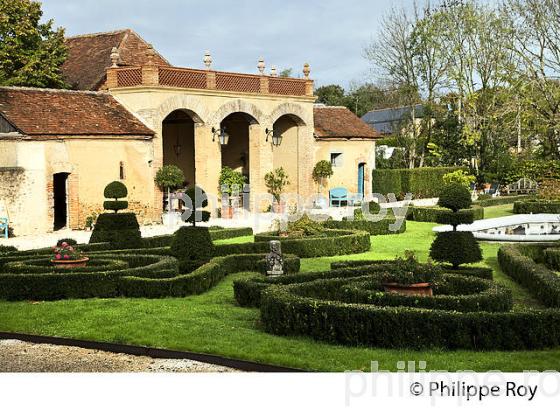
[42,0,413,88]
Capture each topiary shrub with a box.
[89,182,142,249]
[430,183,482,269]
[437,182,472,212]
[102,181,128,214]
[353,200,381,220]
[0,245,17,255]
[170,226,215,265]
[184,186,211,226]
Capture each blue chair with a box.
[0,217,8,239]
[329,187,348,207]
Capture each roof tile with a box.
[0,87,154,137]
[314,106,379,139]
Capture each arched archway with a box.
[272,113,305,194]
[162,109,197,188]
[220,112,258,183]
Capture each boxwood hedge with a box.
[498,244,560,308]
[408,206,484,223]
[0,251,299,301]
[322,217,406,235]
[513,200,560,214]
[545,248,560,270]
[217,229,371,258]
[260,282,560,350]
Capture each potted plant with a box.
[154,165,185,226]
[382,251,440,296]
[50,241,89,269]
[312,160,333,208]
[218,166,247,219]
[264,167,290,213]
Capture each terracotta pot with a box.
[383,282,433,297]
[222,206,234,219]
[273,203,285,213]
[51,257,90,269]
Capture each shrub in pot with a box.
[382,251,441,296]
[430,183,482,269]
[154,165,185,225]
[219,166,247,218]
[312,160,333,207]
[264,167,290,213]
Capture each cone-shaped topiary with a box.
[170,226,215,264]
[429,183,482,269]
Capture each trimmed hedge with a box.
[0,253,178,300]
[322,217,406,235]
[338,274,512,313]
[330,260,492,280]
[513,200,560,214]
[0,251,300,301]
[409,206,484,224]
[498,244,560,307]
[209,227,254,241]
[89,213,142,249]
[260,282,560,350]
[170,226,215,262]
[119,254,300,298]
[430,231,482,269]
[476,195,529,207]
[545,248,560,270]
[372,167,462,199]
[217,229,371,258]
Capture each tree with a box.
[279,68,293,78]
[315,84,349,107]
[0,0,67,88]
[154,165,185,214]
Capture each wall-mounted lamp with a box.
[212,126,230,145]
[265,128,282,147]
[173,143,182,156]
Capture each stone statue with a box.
[266,240,284,276]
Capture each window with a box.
[119,161,126,180]
[330,152,343,167]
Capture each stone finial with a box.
[145,44,156,65]
[270,66,278,77]
[257,57,266,75]
[303,63,311,79]
[203,50,213,70]
[110,47,120,68]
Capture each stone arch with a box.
[268,102,310,126]
[155,94,209,125]
[210,99,265,125]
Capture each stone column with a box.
[194,124,221,214]
[249,123,273,212]
[297,124,314,199]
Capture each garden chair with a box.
[485,183,501,197]
[329,187,348,207]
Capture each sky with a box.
[40,0,416,89]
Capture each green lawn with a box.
[0,205,558,371]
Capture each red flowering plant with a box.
[51,242,84,261]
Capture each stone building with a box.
[0,29,379,236]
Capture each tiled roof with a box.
[361,104,424,134]
[314,106,379,139]
[63,29,170,90]
[0,87,154,137]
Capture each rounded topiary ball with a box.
[170,226,215,263]
[184,186,210,225]
[104,181,128,200]
[438,182,472,212]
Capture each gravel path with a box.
[0,339,237,372]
